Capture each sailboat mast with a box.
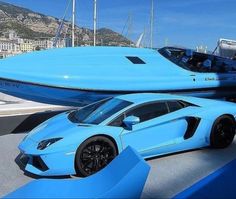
[72,0,76,47]
[93,0,97,46]
[150,0,154,49]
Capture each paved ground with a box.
[0,133,32,197]
[0,99,67,116]
[0,93,24,102]
[0,98,71,136]
[1,133,236,198]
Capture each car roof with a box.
[115,93,236,108]
[115,93,185,104]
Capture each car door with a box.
[120,101,189,157]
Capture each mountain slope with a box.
[0,1,132,46]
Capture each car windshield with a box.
[68,98,132,125]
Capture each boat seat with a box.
[4,146,150,199]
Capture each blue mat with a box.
[5,146,150,198]
[174,158,236,199]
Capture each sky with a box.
[1,0,236,50]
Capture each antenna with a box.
[165,38,169,46]
[94,0,97,46]
[143,27,147,48]
[126,14,133,46]
[122,14,130,36]
[53,0,72,47]
[72,0,76,47]
[121,13,133,46]
[150,0,154,49]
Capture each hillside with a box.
[0,1,132,46]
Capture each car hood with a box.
[25,112,96,143]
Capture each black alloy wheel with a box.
[210,115,236,148]
[75,136,117,177]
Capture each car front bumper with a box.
[18,149,76,176]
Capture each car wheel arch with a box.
[224,114,235,122]
[208,114,235,135]
[211,114,235,125]
[91,134,119,154]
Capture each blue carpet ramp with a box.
[174,158,236,199]
[4,146,150,198]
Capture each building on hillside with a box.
[20,40,34,52]
[8,30,18,40]
[0,38,20,53]
[54,38,66,48]
[34,39,53,50]
[65,37,72,47]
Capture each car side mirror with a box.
[123,116,140,130]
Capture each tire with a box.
[75,136,118,177]
[210,115,236,148]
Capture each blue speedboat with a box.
[0,46,236,106]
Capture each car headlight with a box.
[37,138,62,150]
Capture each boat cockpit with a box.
[158,47,236,73]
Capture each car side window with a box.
[109,102,169,127]
[126,102,168,123]
[167,101,183,112]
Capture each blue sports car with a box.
[19,93,236,176]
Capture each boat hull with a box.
[1,78,236,106]
[0,78,115,106]
[1,47,236,106]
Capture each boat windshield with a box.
[158,47,236,73]
[68,98,132,125]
